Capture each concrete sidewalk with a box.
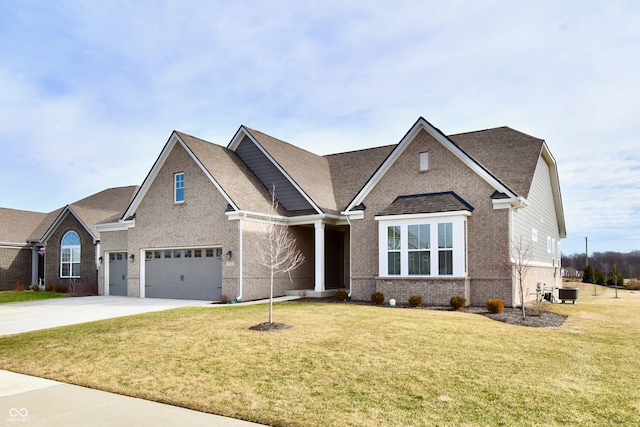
[0,370,265,426]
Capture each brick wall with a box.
[239,220,314,301]
[0,247,32,290]
[349,128,513,305]
[375,277,470,306]
[123,141,240,298]
[44,213,98,293]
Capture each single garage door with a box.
[108,252,128,296]
[144,248,222,300]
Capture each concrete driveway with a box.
[0,296,212,336]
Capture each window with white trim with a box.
[60,231,81,278]
[378,214,468,277]
[531,228,538,242]
[438,223,453,275]
[408,224,430,275]
[419,152,429,171]
[387,226,401,275]
[174,172,185,203]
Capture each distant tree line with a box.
[562,251,640,280]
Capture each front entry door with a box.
[109,252,128,296]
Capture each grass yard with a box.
[0,284,639,426]
[0,290,66,304]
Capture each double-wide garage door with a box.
[145,248,222,301]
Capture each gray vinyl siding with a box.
[512,156,561,264]
[235,136,314,212]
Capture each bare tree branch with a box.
[254,186,305,323]
[503,235,534,320]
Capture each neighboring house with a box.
[0,186,138,292]
[562,267,582,279]
[0,208,48,290]
[97,117,566,306]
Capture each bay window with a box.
[377,214,469,277]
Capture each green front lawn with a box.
[0,290,66,304]
[0,284,638,426]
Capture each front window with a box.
[174,172,185,203]
[387,226,401,275]
[438,223,453,275]
[60,231,81,278]
[377,215,468,277]
[408,224,430,275]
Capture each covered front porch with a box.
[286,220,349,298]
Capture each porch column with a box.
[314,221,325,292]
[31,247,39,287]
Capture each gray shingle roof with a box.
[177,131,286,215]
[448,127,544,198]
[0,208,48,245]
[325,145,395,212]
[30,186,138,242]
[244,128,339,214]
[378,192,474,216]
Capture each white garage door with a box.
[144,248,222,300]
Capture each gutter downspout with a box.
[345,215,353,298]
[236,215,244,302]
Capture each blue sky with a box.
[1,1,639,255]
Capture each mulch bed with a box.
[249,322,293,332]
[292,297,567,328]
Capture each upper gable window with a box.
[60,230,81,278]
[419,152,429,172]
[174,172,185,203]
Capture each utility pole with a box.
[586,236,597,296]
[585,236,589,267]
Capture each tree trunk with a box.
[269,270,274,324]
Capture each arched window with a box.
[61,231,81,278]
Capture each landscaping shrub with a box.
[31,284,39,291]
[334,289,348,302]
[371,292,384,305]
[450,296,466,310]
[53,285,68,294]
[487,299,504,313]
[626,279,640,290]
[408,295,423,307]
[14,281,27,292]
[45,284,53,292]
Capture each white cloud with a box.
[1,0,639,253]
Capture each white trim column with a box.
[31,247,39,287]
[314,221,325,292]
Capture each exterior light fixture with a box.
[226,250,232,260]
[129,254,135,263]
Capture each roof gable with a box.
[229,127,326,214]
[39,186,138,243]
[123,132,241,220]
[344,117,518,213]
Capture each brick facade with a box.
[350,129,514,306]
[44,213,98,294]
[0,247,32,290]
